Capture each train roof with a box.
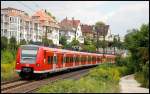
[20,45,114,57]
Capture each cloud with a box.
[102,2,149,37]
[1,1,149,37]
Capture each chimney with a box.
[72,17,74,21]
[66,16,67,20]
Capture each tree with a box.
[112,36,118,54]
[82,38,96,52]
[9,37,17,50]
[124,23,149,71]
[42,38,53,47]
[59,36,67,46]
[45,9,56,20]
[29,40,33,44]
[70,38,79,46]
[94,21,109,55]
[1,36,8,50]
[20,39,26,45]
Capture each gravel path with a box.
[119,74,149,93]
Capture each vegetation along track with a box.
[1,67,94,93]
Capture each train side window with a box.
[63,56,66,63]
[71,57,73,63]
[66,57,68,63]
[53,56,57,64]
[74,56,76,63]
[76,57,78,62]
[48,56,51,64]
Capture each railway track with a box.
[1,80,32,92]
[1,79,20,85]
[1,66,95,93]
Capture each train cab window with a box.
[53,56,57,64]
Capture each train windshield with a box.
[21,45,39,64]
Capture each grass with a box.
[37,63,121,93]
[1,50,18,81]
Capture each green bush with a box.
[1,61,18,81]
[1,50,14,64]
[37,63,120,93]
[135,61,149,88]
[1,50,18,81]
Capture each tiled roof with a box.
[2,7,25,12]
[32,9,56,23]
[32,9,59,28]
[59,17,80,31]
[81,24,94,34]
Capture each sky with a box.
[1,1,149,38]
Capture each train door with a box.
[53,52,58,71]
[69,54,73,67]
[62,54,66,68]
[73,54,76,67]
[45,50,53,71]
[57,52,63,69]
[65,54,70,68]
[75,54,79,66]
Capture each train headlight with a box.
[36,64,40,67]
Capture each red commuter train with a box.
[15,45,116,79]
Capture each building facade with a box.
[81,24,94,40]
[1,7,60,45]
[1,7,29,43]
[32,9,60,45]
[59,17,84,44]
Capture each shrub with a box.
[37,63,120,93]
[1,50,14,64]
[135,61,149,88]
[1,61,18,81]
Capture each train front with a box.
[15,45,42,79]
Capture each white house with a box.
[59,17,84,44]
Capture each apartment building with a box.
[1,7,26,43]
[1,7,60,45]
[32,9,60,45]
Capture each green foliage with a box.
[9,37,17,50]
[1,61,18,81]
[124,24,149,71]
[37,63,121,93]
[70,38,79,46]
[1,49,18,81]
[20,39,26,45]
[123,23,149,88]
[42,38,53,46]
[95,21,105,29]
[135,61,149,88]
[82,38,96,52]
[1,36,8,50]
[45,9,56,20]
[59,36,67,46]
[1,50,15,64]
[82,44,96,52]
